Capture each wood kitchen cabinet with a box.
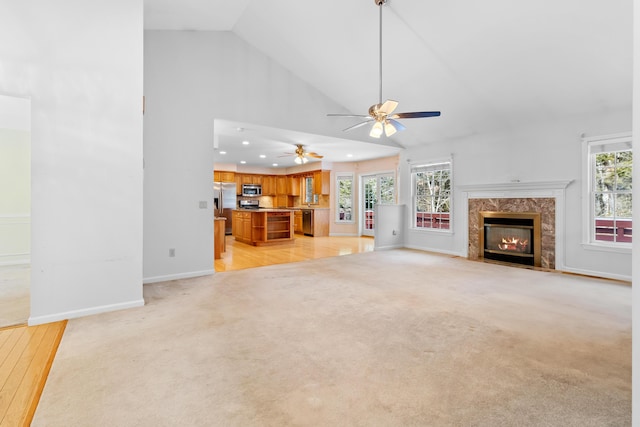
[313,170,330,195]
[293,210,303,233]
[312,209,330,236]
[233,209,294,245]
[289,176,300,196]
[232,211,252,242]
[235,174,244,195]
[242,174,262,185]
[262,175,276,195]
[275,194,289,208]
[214,171,235,183]
[276,176,288,195]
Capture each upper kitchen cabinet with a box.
[213,171,235,183]
[313,171,330,195]
[276,176,288,195]
[242,174,262,185]
[262,175,276,196]
[288,176,300,196]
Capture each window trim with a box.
[581,132,632,252]
[410,157,454,234]
[335,172,355,223]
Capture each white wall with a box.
[374,204,405,250]
[0,0,144,324]
[0,95,31,265]
[143,31,358,282]
[400,110,632,280]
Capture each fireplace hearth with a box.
[479,211,541,267]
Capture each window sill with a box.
[581,242,632,254]
[410,227,454,235]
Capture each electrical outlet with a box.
[169,248,175,257]
[199,201,207,209]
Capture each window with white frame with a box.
[336,173,354,222]
[411,160,452,230]
[584,133,632,245]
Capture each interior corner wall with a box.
[631,3,638,425]
[0,0,144,324]
[143,31,354,282]
[400,110,633,280]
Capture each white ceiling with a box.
[145,0,633,168]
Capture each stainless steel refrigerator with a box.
[214,182,237,235]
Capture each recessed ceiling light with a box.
[240,160,246,164]
[259,154,266,158]
[272,163,278,167]
[347,154,353,158]
[242,140,250,145]
[220,151,227,155]
[236,127,244,132]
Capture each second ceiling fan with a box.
[328,0,441,138]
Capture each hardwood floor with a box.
[0,321,66,427]
[0,235,372,426]
[214,234,375,272]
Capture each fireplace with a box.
[479,211,541,267]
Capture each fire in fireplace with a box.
[479,211,541,267]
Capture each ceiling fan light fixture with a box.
[294,155,309,164]
[384,120,397,137]
[370,121,384,138]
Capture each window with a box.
[336,174,354,222]
[584,134,632,246]
[412,161,452,230]
[304,176,314,204]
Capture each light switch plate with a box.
[199,201,207,209]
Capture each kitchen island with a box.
[232,209,295,246]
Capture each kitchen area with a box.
[213,170,331,257]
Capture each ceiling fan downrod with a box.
[376,0,386,105]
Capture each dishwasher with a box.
[302,209,313,236]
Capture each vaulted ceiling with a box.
[144,0,633,166]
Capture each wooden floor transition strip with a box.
[0,320,67,427]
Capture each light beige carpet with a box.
[32,250,630,426]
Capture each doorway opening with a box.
[360,172,395,237]
[0,94,31,327]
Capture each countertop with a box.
[234,208,295,212]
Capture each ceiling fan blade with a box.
[343,119,374,132]
[391,111,441,119]
[378,100,398,115]
[327,113,371,118]
[306,153,324,159]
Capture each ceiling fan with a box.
[280,144,324,164]
[328,0,440,138]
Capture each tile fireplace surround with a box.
[460,181,572,271]
[470,198,555,268]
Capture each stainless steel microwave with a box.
[242,184,262,197]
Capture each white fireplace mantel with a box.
[458,180,573,199]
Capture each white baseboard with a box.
[143,269,215,284]
[404,244,630,282]
[0,258,30,266]
[374,244,404,250]
[28,298,145,326]
[559,266,631,282]
[403,244,466,258]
